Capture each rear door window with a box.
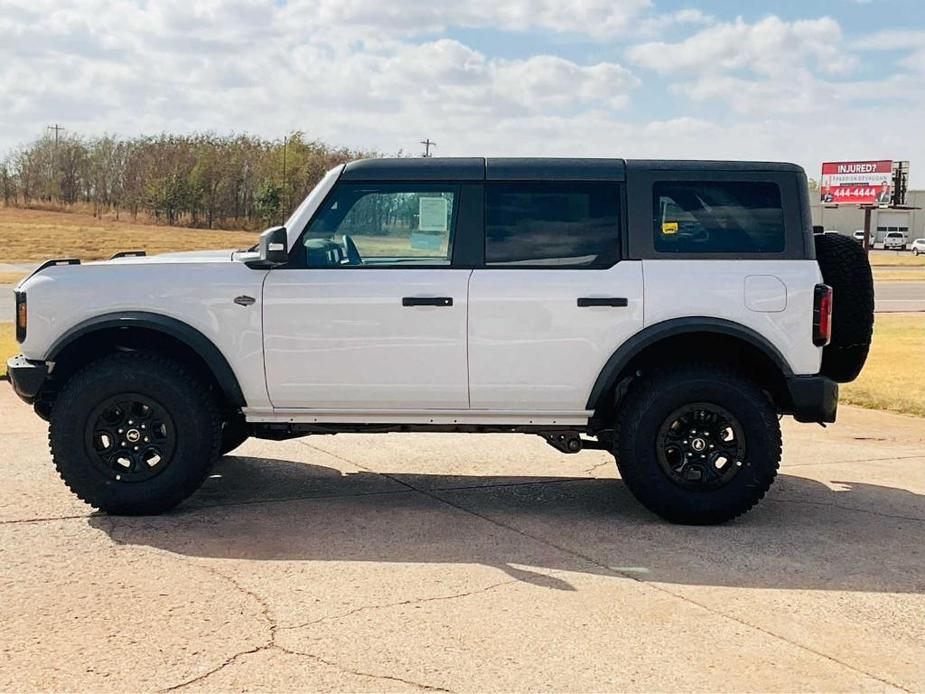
[653,181,785,254]
[485,181,620,267]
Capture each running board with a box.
[243,408,593,427]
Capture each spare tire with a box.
[814,233,874,382]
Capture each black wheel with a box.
[220,413,250,456]
[814,233,874,383]
[49,352,221,515]
[613,365,781,525]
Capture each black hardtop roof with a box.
[340,157,804,182]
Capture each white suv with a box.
[8,158,875,524]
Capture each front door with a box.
[263,182,470,410]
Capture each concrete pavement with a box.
[0,386,923,692]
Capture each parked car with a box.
[911,238,925,256]
[7,158,875,524]
[853,230,866,243]
[883,231,908,250]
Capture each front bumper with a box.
[6,355,48,404]
[787,375,838,423]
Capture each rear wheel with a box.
[613,365,781,524]
[49,352,221,515]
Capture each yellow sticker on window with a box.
[662,221,679,235]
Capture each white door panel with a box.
[467,263,645,411]
[263,269,471,409]
[642,260,823,375]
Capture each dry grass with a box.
[0,207,258,263]
[868,253,925,267]
[0,323,16,378]
[841,314,925,418]
[0,272,25,284]
[871,269,925,282]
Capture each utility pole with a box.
[281,133,288,214]
[420,138,436,158]
[47,123,65,200]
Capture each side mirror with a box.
[258,226,289,265]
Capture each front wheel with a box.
[49,352,222,515]
[613,365,781,524]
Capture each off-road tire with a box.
[613,365,781,525]
[814,233,874,383]
[220,414,250,456]
[49,351,221,515]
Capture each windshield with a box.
[285,166,342,230]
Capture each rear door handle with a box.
[577,297,628,307]
[402,297,453,307]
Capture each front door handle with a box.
[577,297,628,307]
[402,297,453,307]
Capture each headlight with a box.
[15,291,26,343]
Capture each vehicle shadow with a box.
[90,454,925,594]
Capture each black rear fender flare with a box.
[586,317,794,411]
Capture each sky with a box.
[2,0,924,184]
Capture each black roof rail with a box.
[21,258,80,284]
[110,250,147,259]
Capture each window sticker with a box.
[662,221,679,235]
[418,197,448,232]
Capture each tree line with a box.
[0,132,378,230]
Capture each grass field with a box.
[841,314,925,417]
[869,253,925,267]
[871,269,925,282]
[0,272,25,284]
[0,323,14,378]
[0,207,258,263]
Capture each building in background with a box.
[811,190,925,243]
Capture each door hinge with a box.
[234,295,256,307]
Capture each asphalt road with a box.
[875,281,925,312]
[1,387,922,692]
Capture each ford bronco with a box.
[7,158,875,523]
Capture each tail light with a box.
[813,284,832,347]
[15,291,27,343]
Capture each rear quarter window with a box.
[654,181,785,254]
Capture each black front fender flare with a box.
[46,311,246,407]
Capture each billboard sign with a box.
[820,160,893,205]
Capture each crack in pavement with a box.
[0,513,92,525]
[303,441,914,693]
[278,573,547,633]
[150,559,451,692]
[782,453,925,468]
[583,460,613,476]
[767,497,924,523]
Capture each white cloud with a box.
[0,1,924,185]
[628,16,855,78]
[281,0,653,40]
[0,1,640,153]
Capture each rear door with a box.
[467,168,644,412]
